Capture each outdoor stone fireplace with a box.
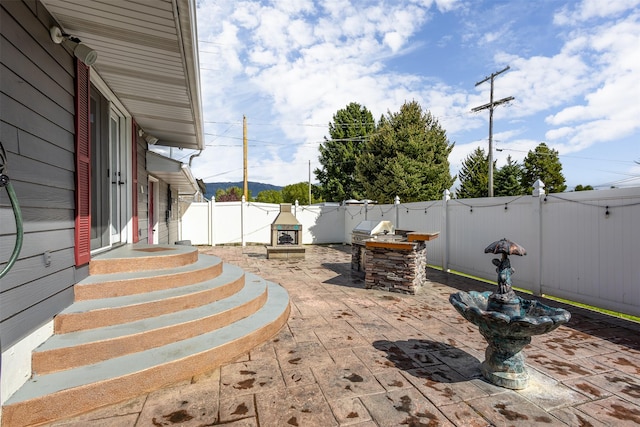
[266,204,305,259]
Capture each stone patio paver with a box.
[45,244,640,426]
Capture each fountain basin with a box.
[450,290,570,389]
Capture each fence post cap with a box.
[532,179,545,197]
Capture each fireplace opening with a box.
[277,230,298,245]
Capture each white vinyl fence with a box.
[181,185,640,317]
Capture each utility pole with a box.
[243,115,248,200]
[308,160,312,205]
[471,66,514,197]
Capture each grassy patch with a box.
[542,295,640,323]
[430,265,640,323]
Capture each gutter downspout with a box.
[189,150,202,167]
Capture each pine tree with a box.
[457,147,492,198]
[521,143,567,193]
[494,156,526,196]
[574,184,594,191]
[315,103,375,202]
[355,100,455,203]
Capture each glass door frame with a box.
[109,107,128,245]
[90,73,132,254]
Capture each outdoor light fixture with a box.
[144,134,159,145]
[137,128,158,144]
[50,26,98,66]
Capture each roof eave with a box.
[171,0,204,151]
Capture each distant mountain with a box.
[204,181,283,200]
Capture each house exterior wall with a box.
[157,181,170,244]
[169,190,180,244]
[166,186,181,244]
[135,134,149,243]
[1,0,80,351]
[1,2,191,403]
[145,179,180,245]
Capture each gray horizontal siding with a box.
[9,152,75,191]
[136,137,149,243]
[155,181,181,244]
[0,34,74,114]
[0,206,74,234]
[0,229,73,266]
[0,0,81,349]
[157,181,169,244]
[4,180,75,209]
[0,93,74,150]
[0,288,74,353]
[1,120,75,170]
[1,64,74,130]
[0,248,75,310]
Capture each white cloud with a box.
[190,0,640,191]
[554,0,640,25]
[542,12,640,148]
[383,32,404,52]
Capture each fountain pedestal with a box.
[449,239,571,390]
[450,290,570,390]
[481,292,530,389]
[479,322,531,389]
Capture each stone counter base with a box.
[363,242,427,294]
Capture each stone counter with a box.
[360,232,438,294]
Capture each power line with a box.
[495,147,637,164]
[204,120,376,128]
[203,133,369,147]
[198,40,227,46]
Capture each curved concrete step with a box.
[75,254,223,300]
[89,244,199,275]
[54,264,245,333]
[33,273,269,374]
[2,282,291,427]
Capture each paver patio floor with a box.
[48,244,640,426]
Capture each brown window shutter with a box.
[75,60,91,265]
[132,121,139,243]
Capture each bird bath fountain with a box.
[449,238,571,389]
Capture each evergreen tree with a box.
[574,184,594,191]
[315,102,375,202]
[521,143,567,193]
[256,189,283,203]
[355,100,455,203]
[457,147,493,198]
[494,155,526,196]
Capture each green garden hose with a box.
[0,145,24,279]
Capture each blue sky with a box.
[185,0,640,192]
